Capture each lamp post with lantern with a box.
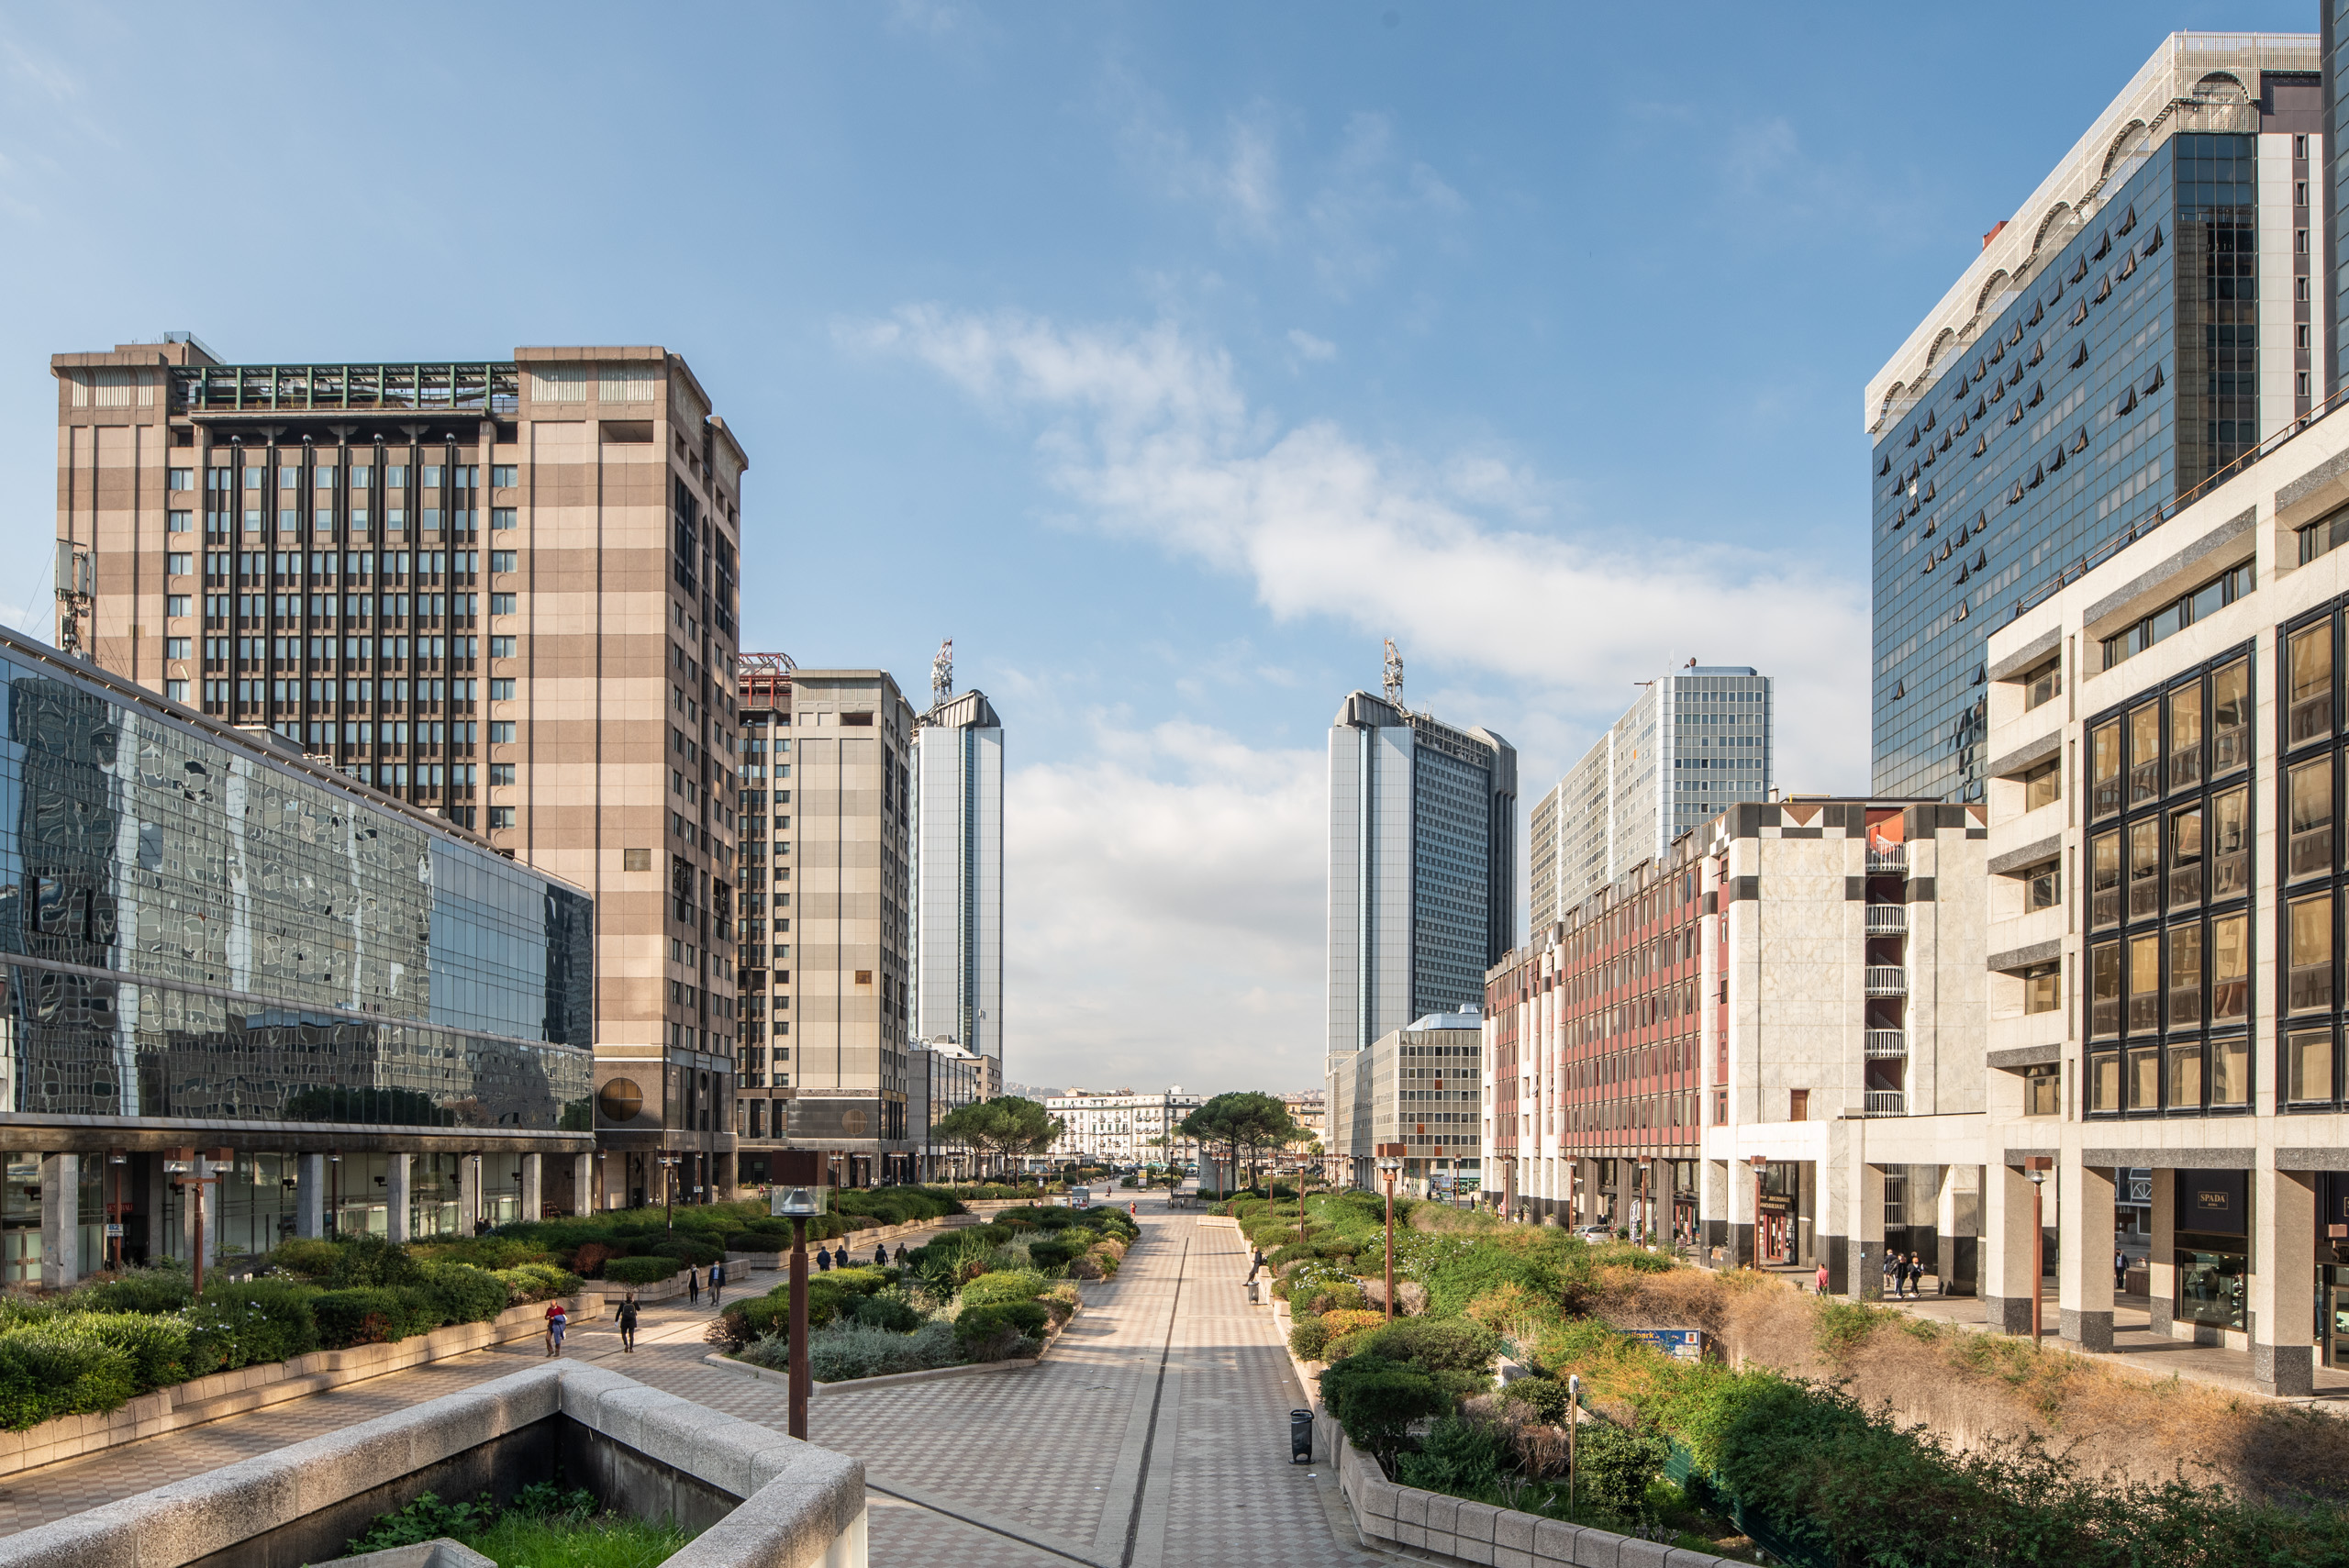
[2025,1157,2052,1340]
[771,1151,829,1439]
[657,1155,681,1231]
[1748,1154,1770,1271]
[162,1149,229,1296]
[1375,1143,1405,1320]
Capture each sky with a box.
[0,1,2317,1096]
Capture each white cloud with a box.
[1286,328,1337,362]
[850,305,1869,791]
[1004,720,1326,1093]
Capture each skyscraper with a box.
[1325,675,1517,1061]
[1867,33,2321,802]
[1527,664,1772,927]
[913,663,1003,1087]
[52,338,746,1208]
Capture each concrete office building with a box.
[1330,1009,1483,1195]
[1528,665,1773,926]
[914,680,1003,1093]
[907,1037,986,1182]
[734,662,919,1186]
[1043,1088,1205,1169]
[1868,33,2323,803]
[1327,686,1518,1061]
[1979,387,2349,1394]
[0,623,596,1284]
[52,336,745,1211]
[1484,800,1990,1292]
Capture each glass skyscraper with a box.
[1869,35,2321,802]
[1326,691,1517,1059]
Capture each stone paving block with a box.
[1396,1487,1429,1528]
[1661,1550,1726,1568]
[1616,1538,1673,1568]
[1495,1508,1536,1552]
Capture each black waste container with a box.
[1290,1408,1313,1463]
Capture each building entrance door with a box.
[1759,1211,1793,1264]
[2322,1266,2349,1369]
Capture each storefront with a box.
[1757,1161,1803,1265]
[2175,1169,2250,1332]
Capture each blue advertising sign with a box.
[1625,1328,1704,1362]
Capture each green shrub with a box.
[1575,1419,1670,1515]
[325,1235,424,1291]
[1289,1316,1335,1361]
[265,1238,343,1280]
[1319,1353,1446,1467]
[491,1263,580,1304]
[651,1237,725,1267]
[419,1264,511,1327]
[81,1310,195,1391]
[1498,1375,1570,1424]
[1344,1316,1500,1398]
[194,1278,321,1365]
[69,1269,194,1316]
[311,1287,439,1348]
[852,1294,923,1332]
[1397,1413,1508,1495]
[959,1269,1049,1307]
[603,1256,681,1285]
[805,1319,962,1381]
[953,1300,1048,1355]
[0,1320,137,1429]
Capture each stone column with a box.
[295,1153,327,1240]
[2058,1160,2115,1351]
[1982,1161,2040,1335]
[1851,1162,1887,1300]
[2253,1164,2317,1396]
[575,1152,596,1216]
[2147,1169,2176,1335]
[519,1153,542,1221]
[39,1153,78,1290]
[384,1153,412,1244]
[1701,1159,1729,1261]
[459,1153,482,1235]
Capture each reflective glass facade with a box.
[1874,143,2191,804]
[0,629,592,1130]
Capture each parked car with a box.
[1572,1225,1613,1242]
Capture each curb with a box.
[701,1351,1041,1395]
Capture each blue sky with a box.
[0,2,2314,1095]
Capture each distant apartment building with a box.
[1330,1008,1483,1195]
[1327,687,1518,1060]
[1045,1088,1204,1168]
[1867,33,2322,802]
[51,335,744,1211]
[1483,800,1988,1290]
[734,661,919,1186]
[1283,1088,1327,1150]
[1979,391,2349,1394]
[1528,664,1773,925]
[914,681,1003,1095]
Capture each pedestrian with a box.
[817,1244,832,1273]
[835,1242,852,1271]
[873,1243,887,1268]
[1815,1261,1830,1296]
[1129,1202,1137,1219]
[2114,1249,2129,1295]
[1246,1247,1265,1283]
[1882,1252,1898,1298]
[617,1293,640,1352]
[543,1298,568,1358]
[710,1260,725,1307]
[1906,1253,1924,1298]
[893,1242,907,1263]
[687,1265,701,1307]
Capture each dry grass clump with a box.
[1584,1266,2349,1506]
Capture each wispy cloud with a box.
[1286,328,1337,363]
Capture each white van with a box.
[1069,1186,1093,1209]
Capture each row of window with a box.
[187,550,519,577]
[171,464,515,493]
[2087,653,2251,817]
[2099,562,2254,670]
[185,507,514,536]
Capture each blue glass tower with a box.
[1869,37,2321,802]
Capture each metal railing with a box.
[2010,382,2349,624]
[1865,1029,1909,1059]
[1864,905,1908,935]
[1863,1090,1909,1118]
[1864,967,1909,996]
[1865,846,1908,873]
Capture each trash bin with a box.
[1290,1408,1313,1464]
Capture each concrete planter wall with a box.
[0,1294,598,1484]
[0,1361,866,1568]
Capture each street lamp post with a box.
[1375,1143,1405,1321]
[1749,1154,1770,1272]
[162,1149,228,1296]
[772,1151,828,1440]
[2025,1158,2051,1340]
[106,1151,126,1271]
[658,1155,681,1230]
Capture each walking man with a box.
[1906,1253,1924,1299]
[817,1244,832,1273]
[543,1298,568,1358]
[709,1260,725,1307]
[1814,1261,1830,1296]
[1881,1251,1898,1298]
[2114,1249,2130,1296]
[687,1265,701,1307]
[617,1293,639,1353]
[1246,1247,1265,1284]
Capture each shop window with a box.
[2128,819,2161,920]
[2090,831,2121,928]
[2288,1028,2336,1104]
[2166,806,2203,909]
[2210,914,2249,1024]
[2166,922,2201,1029]
[2089,941,2121,1037]
[2289,891,2334,1014]
[2210,787,2249,899]
[2167,681,2202,792]
[2291,755,2334,879]
[2291,623,2334,746]
[2090,720,2122,817]
[2211,660,2250,773]
[2166,1042,2203,1110]
[2023,757,2061,812]
[2024,961,2061,1014]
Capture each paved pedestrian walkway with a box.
[0,1200,1393,1568]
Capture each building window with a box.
[2023,961,2060,1014]
[2090,720,2121,817]
[624,848,652,871]
[2024,657,2061,710]
[2025,860,2061,911]
[165,595,190,618]
[490,551,518,573]
[163,679,187,702]
[163,637,191,660]
[489,636,517,658]
[488,806,516,830]
[492,466,518,488]
[2023,757,2061,813]
[2291,755,2334,880]
[489,678,515,700]
[492,508,517,530]
[2291,623,2334,746]
[166,468,193,492]
[2125,932,2160,1034]
[489,594,517,616]
[2089,941,2120,1036]
[489,721,515,743]
[2166,922,2201,1029]
[489,762,516,785]
[2211,912,2248,1023]
[2290,892,2334,1014]
[2024,1064,2059,1115]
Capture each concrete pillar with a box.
[459,1153,481,1234]
[295,1153,326,1240]
[2058,1161,2116,1351]
[1614,1161,1633,1236]
[2147,1169,2176,1334]
[1729,1158,1756,1267]
[520,1153,542,1221]
[384,1153,412,1244]
[574,1152,596,1216]
[2253,1165,2317,1396]
[1702,1159,1729,1260]
[39,1153,78,1290]
[1851,1162,1887,1300]
[1982,1162,2040,1335]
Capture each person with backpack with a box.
[543,1298,568,1358]
[816,1244,832,1273]
[687,1265,701,1307]
[873,1243,888,1268]
[616,1293,639,1353]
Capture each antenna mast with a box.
[1382,639,1406,713]
[931,638,954,707]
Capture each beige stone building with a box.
[734,662,918,1186]
[50,335,745,1209]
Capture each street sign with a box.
[104,1224,123,1238]
[1624,1328,1704,1362]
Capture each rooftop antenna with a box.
[1382,639,1406,711]
[931,638,954,705]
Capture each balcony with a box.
[1865,845,1908,873]
[1863,1090,1908,1118]
[1864,905,1908,936]
[1863,966,1909,996]
[1865,1029,1908,1059]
